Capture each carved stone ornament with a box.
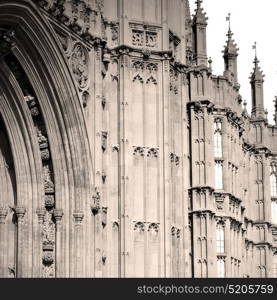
[132,30,144,47]
[43,251,54,265]
[147,148,159,158]
[110,24,119,46]
[91,190,101,215]
[43,165,55,193]
[45,195,55,208]
[0,29,16,56]
[133,146,145,157]
[71,43,89,89]
[146,32,157,48]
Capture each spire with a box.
[192,0,208,66]
[223,13,239,87]
[185,0,192,22]
[250,44,264,83]
[185,0,193,65]
[224,13,239,56]
[193,0,208,26]
[250,42,265,119]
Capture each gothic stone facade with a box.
[0,0,276,278]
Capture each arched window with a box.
[215,161,223,190]
[216,222,225,253]
[270,165,277,197]
[214,119,223,158]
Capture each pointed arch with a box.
[0,0,93,277]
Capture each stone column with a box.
[36,207,46,278]
[206,213,216,277]
[54,209,64,278]
[73,211,84,278]
[225,218,231,277]
[15,206,26,278]
[0,207,8,277]
[263,157,271,222]
[192,213,200,277]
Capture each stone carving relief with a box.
[134,222,160,234]
[170,153,180,166]
[146,148,159,158]
[132,60,158,84]
[112,145,119,153]
[25,95,40,117]
[37,128,50,161]
[132,60,144,72]
[39,0,101,39]
[171,226,181,238]
[148,223,160,233]
[101,131,108,153]
[42,210,55,278]
[133,146,145,157]
[133,146,159,158]
[71,43,89,89]
[130,23,160,50]
[134,221,145,232]
[91,189,101,215]
[133,74,144,83]
[146,63,158,74]
[170,67,179,95]
[82,91,90,110]
[146,76,157,85]
[215,194,225,211]
[5,41,58,279]
[102,207,108,228]
[0,28,16,56]
[146,32,158,48]
[107,22,119,47]
[169,31,181,59]
[44,165,55,194]
[132,30,144,47]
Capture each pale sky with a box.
[189,0,277,123]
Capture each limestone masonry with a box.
[0,0,276,278]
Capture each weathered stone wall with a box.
[0,0,276,278]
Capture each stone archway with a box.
[0,1,93,278]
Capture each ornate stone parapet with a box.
[37,0,101,40]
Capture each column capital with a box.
[53,209,64,223]
[15,206,26,222]
[36,207,46,223]
[73,211,84,224]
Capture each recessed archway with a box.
[0,0,93,278]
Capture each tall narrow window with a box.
[217,257,225,278]
[272,200,277,224]
[215,161,223,190]
[216,223,225,253]
[270,165,277,197]
[214,119,223,158]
